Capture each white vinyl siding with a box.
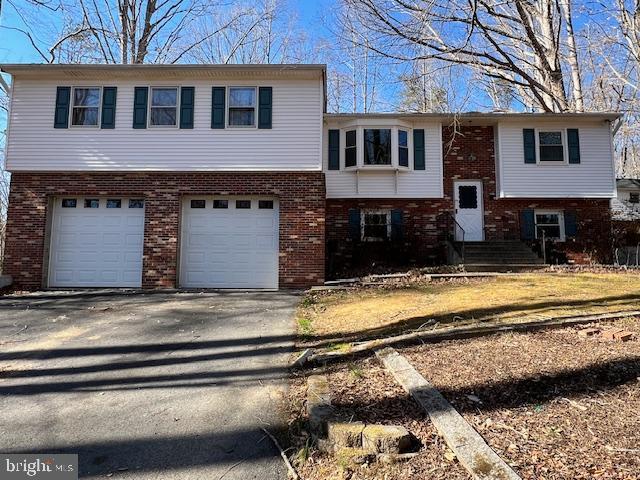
[6,78,322,171]
[498,120,616,198]
[324,122,443,198]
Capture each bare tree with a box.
[398,60,452,113]
[1,0,255,64]
[339,0,587,112]
[187,0,311,64]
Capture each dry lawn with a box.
[299,273,640,341]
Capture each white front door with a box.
[49,197,145,287]
[454,181,484,241]
[180,197,279,289]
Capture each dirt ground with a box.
[288,317,640,480]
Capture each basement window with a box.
[535,210,565,241]
[361,209,391,242]
[630,193,640,204]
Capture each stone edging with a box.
[376,347,521,480]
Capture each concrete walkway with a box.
[0,290,298,479]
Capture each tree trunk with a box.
[560,0,584,111]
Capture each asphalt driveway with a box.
[0,290,299,479]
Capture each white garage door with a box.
[49,197,145,287]
[180,197,279,289]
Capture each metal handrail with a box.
[445,212,466,263]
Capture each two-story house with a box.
[0,64,619,289]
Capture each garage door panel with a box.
[103,217,122,227]
[103,233,122,246]
[180,198,278,289]
[49,197,144,287]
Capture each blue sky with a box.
[0,0,335,64]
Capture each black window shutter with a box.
[564,210,578,237]
[413,129,425,170]
[258,86,272,129]
[54,86,71,129]
[100,86,117,129]
[133,87,148,129]
[523,129,536,163]
[348,208,361,242]
[567,128,580,164]
[211,87,225,129]
[180,86,195,129]
[520,209,535,240]
[328,129,340,170]
[391,209,404,241]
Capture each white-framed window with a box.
[398,129,409,167]
[364,128,392,165]
[71,87,101,127]
[228,87,257,127]
[361,209,391,242]
[345,130,357,167]
[537,130,566,163]
[535,210,565,241]
[149,87,178,127]
[342,125,412,170]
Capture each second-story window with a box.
[538,131,565,162]
[71,87,101,127]
[228,87,256,127]
[364,129,392,165]
[345,130,357,167]
[398,129,409,167]
[150,87,178,127]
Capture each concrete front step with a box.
[464,264,548,272]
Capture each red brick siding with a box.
[326,126,612,277]
[4,172,325,289]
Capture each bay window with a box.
[342,125,413,170]
[398,129,409,167]
[364,129,392,165]
[345,130,357,167]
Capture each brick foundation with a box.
[326,126,612,278]
[4,172,325,289]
